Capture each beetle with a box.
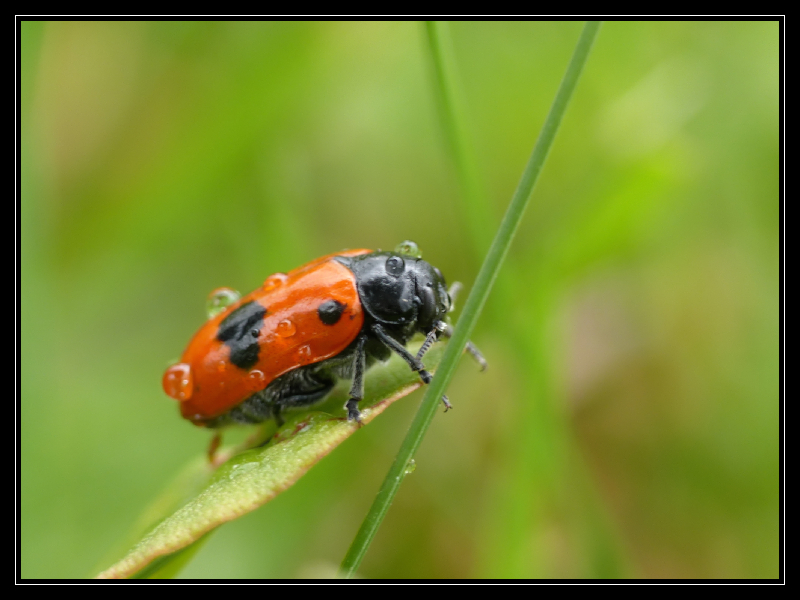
[163,242,486,428]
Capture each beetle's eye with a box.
[385,255,405,277]
[433,267,445,284]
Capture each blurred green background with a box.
[20,21,779,579]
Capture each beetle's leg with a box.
[466,342,487,370]
[271,403,285,427]
[371,323,451,411]
[439,322,488,371]
[207,432,222,464]
[345,334,368,423]
[371,324,426,371]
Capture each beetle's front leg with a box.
[371,323,451,411]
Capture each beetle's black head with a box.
[340,251,450,334]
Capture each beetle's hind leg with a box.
[345,334,368,423]
[207,431,223,464]
[271,404,285,427]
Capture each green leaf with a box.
[96,340,445,579]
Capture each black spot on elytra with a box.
[317,299,345,325]
[216,301,267,369]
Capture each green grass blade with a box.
[425,21,493,254]
[339,21,602,578]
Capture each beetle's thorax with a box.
[338,251,449,335]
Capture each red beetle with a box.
[163,243,485,428]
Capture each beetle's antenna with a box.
[372,323,451,411]
[447,282,463,313]
[416,321,448,361]
[416,330,438,361]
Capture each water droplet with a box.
[263,272,289,292]
[216,360,227,373]
[229,461,258,479]
[206,287,241,319]
[232,462,258,471]
[248,369,265,390]
[394,240,422,258]
[276,319,296,337]
[296,344,312,364]
[404,459,417,475]
[163,363,194,401]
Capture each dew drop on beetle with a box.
[262,273,289,292]
[276,319,297,338]
[163,363,194,401]
[247,369,266,390]
[394,240,422,258]
[206,287,241,319]
[296,344,312,364]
